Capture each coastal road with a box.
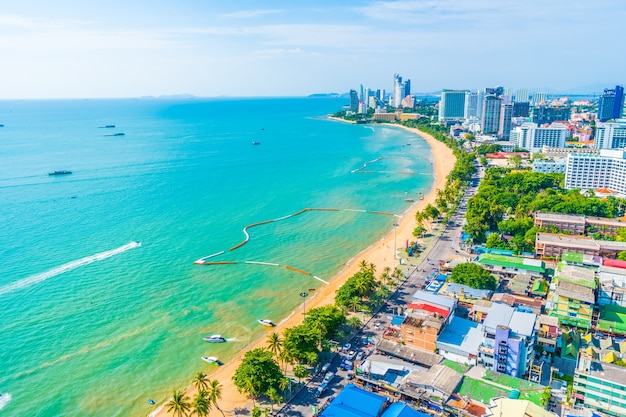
[276,163,484,416]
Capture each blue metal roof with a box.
[319,384,386,417]
[382,402,431,417]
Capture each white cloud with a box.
[218,9,285,19]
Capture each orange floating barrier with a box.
[285,265,311,275]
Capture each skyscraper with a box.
[349,89,359,111]
[498,104,514,139]
[514,88,530,103]
[464,90,483,120]
[393,74,403,107]
[597,85,625,122]
[482,95,502,134]
[438,89,467,122]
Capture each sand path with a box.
[152,124,455,417]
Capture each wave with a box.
[0,241,141,297]
[0,392,11,410]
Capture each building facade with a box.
[594,121,626,150]
[564,149,626,196]
[497,104,513,139]
[439,89,467,122]
[573,352,626,416]
[482,95,501,134]
[532,105,571,125]
[510,122,569,153]
[597,85,625,122]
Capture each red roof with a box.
[603,258,626,269]
[408,303,450,318]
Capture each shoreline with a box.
[152,123,456,417]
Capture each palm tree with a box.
[166,390,191,417]
[358,260,368,272]
[192,371,209,393]
[347,296,361,312]
[368,262,376,274]
[347,316,362,331]
[267,387,282,410]
[191,390,211,417]
[266,332,283,361]
[206,379,225,417]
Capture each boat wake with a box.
[0,241,141,297]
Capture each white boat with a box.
[203,334,226,343]
[201,356,221,365]
[258,319,276,327]
[0,392,11,410]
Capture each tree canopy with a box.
[449,263,497,290]
[232,348,285,400]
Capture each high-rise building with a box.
[349,89,359,111]
[485,86,504,97]
[564,149,626,195]
[464,90,483,120]
[498,104,514,139]
[403,79,410,99]
[595,121,626,149]
[393,74,403,107]
[532,105,571,125]
[481,95,502,134]
[438,89,467,122]
[514,88,530,103]
[512,101,530,117]
[510,122,569,153]
[598,85,625,122]
[531,92,547,105]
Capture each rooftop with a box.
[319,384,386,417]
[403,313,444,332]
[404,364,464,397]
[410,290,456,311]
[382,403,431,417]
[535,211,585,223]
[484,398,558,417]
[478,254,545,273]
[536,233,599,250]
[577,355,626,384]
[483,303,537,336]
[437,316,484,357]
[439,282,493,300]
[556,264,597,289]
[555,280,596,304]
[377,339,443,368]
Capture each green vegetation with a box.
[232,348,287,406]
[449,262,497,290]
[465,168,626,246]
[442,359,470,374]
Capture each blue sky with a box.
[1,1,623,98]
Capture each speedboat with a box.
[48,170,72,176]
[201,356,221,365]
[258,319,275,327]
[203,334,226,343]
[251,141,261,145]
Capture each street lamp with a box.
[300,291,309,319]
[393,223,399,259]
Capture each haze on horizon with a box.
[1,0,623,99]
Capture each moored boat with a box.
[251,141,260,145]
[48,170,72,176]
[258,319,275,327]
[201,356,221,365]
[203,334,226,343]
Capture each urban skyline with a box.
[1,0,624,99]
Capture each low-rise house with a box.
[399,313,445,352]
[484,398,558,417]
[438,282,492,305]
[436,316,484,365]
[477,253,545,278]
[376,339,443,369]
[402,364,464,407]
[536,314,559,353]
[598,264,626,307]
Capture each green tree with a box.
[449,263,497,290]
[293,364,308,384]
[232,348,284,402]
[347,316,362,331]
[166,390,191,417]
[266,332,283,362]
[282,325,320,365]
[206,379,225,417]
[540,386,552,406]
[190,390,211,417]
[618,251,626,261]
[485,233,507,250]
[304,305,346,341]
[192,371,209,393]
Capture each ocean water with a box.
[0,97,433,416]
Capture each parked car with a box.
[347,371,355,380]
[340,359,354,371]
[321,363,331,374]
[342,343,351,352]
[356,351,364,361]
[347,350,356,360]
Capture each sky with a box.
[1,0,624,99]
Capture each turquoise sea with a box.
[0,97,433,416]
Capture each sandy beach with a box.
[152,124,456,417]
